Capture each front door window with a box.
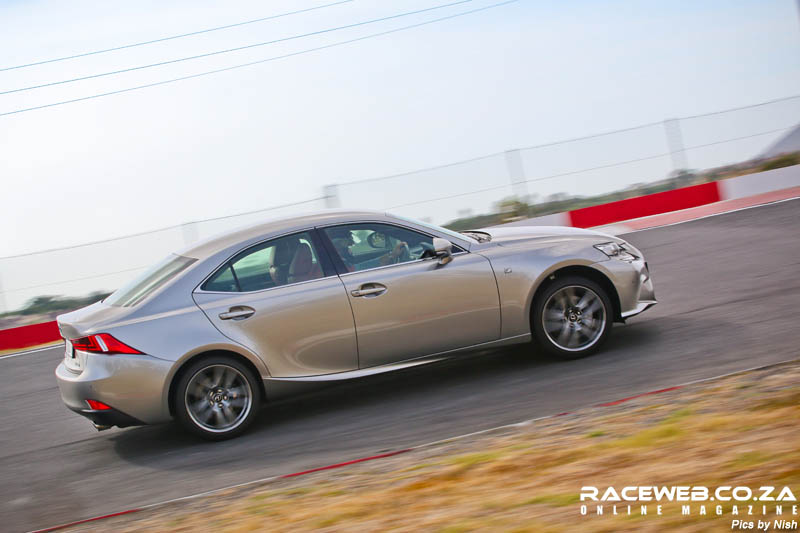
[323,223,443,272]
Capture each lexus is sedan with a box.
[56,210,655,439]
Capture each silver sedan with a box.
[55,210,655,439]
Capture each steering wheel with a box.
[391,242,411,264]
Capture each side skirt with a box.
[262,333,531,399]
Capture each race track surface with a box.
[2,199,799,532]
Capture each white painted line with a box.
[0,343,63,360]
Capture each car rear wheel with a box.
[174,356,261,440]
[532,276,612,359]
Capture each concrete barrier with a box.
[0,320,60,354]
[567,181,721,228]
[719,164,800,199]
[501,165,800,230]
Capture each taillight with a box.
[71,333,143,355]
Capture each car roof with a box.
[178,209,393,259]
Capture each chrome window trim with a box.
[194,219,470,294]
[385,213,476,248]
[193,226,332,295]
[317,220,468,278]
[195,272,338,296]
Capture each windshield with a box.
[388,214,477,243]
[105,254,196,307]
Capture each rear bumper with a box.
[55,352,175,427]
[65,404,144,429]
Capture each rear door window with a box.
[202,231,325,292]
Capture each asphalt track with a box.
[2,199,799,532]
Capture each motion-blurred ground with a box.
[77,359,800,533]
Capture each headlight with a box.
[594,242,638,261]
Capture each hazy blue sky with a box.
[0,0,798,309]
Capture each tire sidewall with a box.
[174,355,262,440]
[532,276,613,360]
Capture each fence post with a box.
[664,118,689,173]
[324,184,341,208]
[0,272,7,314]
[504,149,529,200]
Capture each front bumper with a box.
[591,256,656,321]
[55,351,175,428]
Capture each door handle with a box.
[219,306,255,320]
[351,284,387,298]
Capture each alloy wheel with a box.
[541,285,607,352]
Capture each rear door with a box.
[193,230,358,378]
[321,222,501,368]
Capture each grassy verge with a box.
[71,360,800,532]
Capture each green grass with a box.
[609,424,684,449]
[729,451,773,467]
[447,451,503,467]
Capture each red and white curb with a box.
[29,356,800,533]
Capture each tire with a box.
[174,355,262,440]
[532,276,613,360]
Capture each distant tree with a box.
[495,197,530,222]
[760,152,799,172]
[15,292,111,316]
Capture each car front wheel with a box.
[174,356,261,440]
[532,276,613,359]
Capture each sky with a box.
[0,0,798,310]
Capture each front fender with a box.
[477,241,609,338]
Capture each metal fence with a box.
[1,95,798,314]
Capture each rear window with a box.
[105,254,196,307]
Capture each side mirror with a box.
[367,231,387,249]
[433,237,453,266]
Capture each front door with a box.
[321,222,501,368]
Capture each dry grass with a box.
[69,361,800,532]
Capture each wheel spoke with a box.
[221,404,236,423]
[193,401,214,423]
[228,386,247,398]
[564,287,577,306]
[555,291,569,309]
[545,308,564,320]
[584,299,602,316]
[222,368,237,388]
[189,381,207,399]
[557,323,571,345]
[198,374,215,389]
[544,319,563,332]
[229,397,247,408]
[213,409,224,427]
[212,366,224,386]
[576,291,594,311]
